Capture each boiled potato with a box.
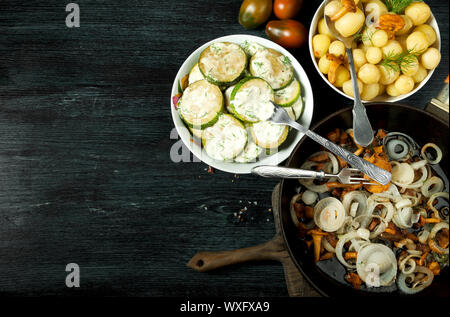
[325,0,343,17]
[379,64,400,85]
[358,43,371,54]
[353,49,367,69]
[414,24,437,46]
[401,56,419,76]
[366,47,383,64]
[378,84,386,96]
[361,83,380,101]
[396,15,413,36]
[405,2,431,26]
[334,66,351,87]
[371,30,389,48]
[335,8,365,38]
[318,18,336,40]
[412,65,428,83]
[313,34,331,58]
[358,64,381,84]
[406,31,429,54]
[394,75,415,94]
[396,35,408,50]
[318,55,332,74]
[343,79,364,97]
[386,83,401,97]
[329,40,346,57]
[382,40,403,58]
[421,47,441,70]
[361,26,376,47]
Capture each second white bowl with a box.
[309,1,441,103]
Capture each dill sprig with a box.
[383,0,423,14]
[353,29,375,45]
[380,49,420,73]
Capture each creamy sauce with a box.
[275,80,299,105]
[179,80,221,125]
[200,42,246,82]
[251,50,293,90]
[188,64,204,85]
[203,115,247,161]
[241,41,267,56]
[235,140,262,163]
[252,121,287,147]
[224,85,235,113]
[232,82,274,122]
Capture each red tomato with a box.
[273,0,303,20]
[265,19,308,49]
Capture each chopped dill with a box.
[211,44,222,55]
[353,28,375,45]
[380,48,421,73]
[254,61,264,69]
[282,56,291,65]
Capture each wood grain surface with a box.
[0,0,448,296]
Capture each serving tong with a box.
[252,166,378,185]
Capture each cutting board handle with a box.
[187,235,289,272]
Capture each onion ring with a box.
[421,176,444,198]
[314,197,346,232]
[428,222,449,255]
[427,192,449,220]
[397,266,434,294]
[421,143,443,165]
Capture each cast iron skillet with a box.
[279,102,449,297]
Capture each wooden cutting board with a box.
[188,184,320,297]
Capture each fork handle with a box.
[347,47,374,147]
[304,130,392,185]
[252,166,326,179]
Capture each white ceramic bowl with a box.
[170,34,314,174]
[309,1,441,103]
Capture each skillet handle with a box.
[187,235,289,272]
[425,75,449,123]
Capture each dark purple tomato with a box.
[265,19,308,49]
[239,0,273,30]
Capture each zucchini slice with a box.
[229,77,275,123]
[224,85,236,113]
[292,95,305,120]
[199,42,247,86]
[249,48,294,90]
[241,41,267,56]
[202,114,248,161]
[274,79,301,107]
[188,126,203,139]
[251,121,289,149]
[235,139,263,163]
[188,63,205,85]
[178,79,223,129]
[285,107,296,121]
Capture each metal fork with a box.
[267,101,392,185]
[252,166,377,185]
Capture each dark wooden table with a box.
[0,0,448,297]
